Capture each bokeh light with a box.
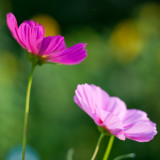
[137,2,160,37]
[6,146,40,160]
[32,14,60,36]
[109,19,143,64]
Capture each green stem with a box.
[22,64,36,160]
[103,135,115,160]
[91,133,104,160]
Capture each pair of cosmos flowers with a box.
[7,12,157,142]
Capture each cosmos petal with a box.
[7,13,87,65]
[7,13,21,44]
[18,21,44,54]
[38,35,66,56]
[124,120,157,142]
[47,43,87,65]
[74,84,110,123]
[122,109,149,126]
[103,112,125,140]
[74,84,157,142]
[103,97,127,120]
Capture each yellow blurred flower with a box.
[109,20,143,64]
[32,14,60,37]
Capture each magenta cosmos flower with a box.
[74,84,157,142]
[7,13,87,65]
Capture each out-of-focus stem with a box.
[91,133,104,160]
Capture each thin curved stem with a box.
[22,64,36,160]
[103,135,115,160]
[91,133,104,160]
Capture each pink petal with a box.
[74,94,98,124]
[74,84,110,123]
[47,43,87,65]
[74,84,99,123]
[89,84,110,109]
[122,109,157,142]
[6,13,21,44]
[38,35,66,56]
[124,120,157,142]
[18,21,44,54]
[102,97,127,120]
[88,85,127,120]
[74,87,125,139]
[74,84,157,142]
[103,112,125,140]
[122,109,149,127]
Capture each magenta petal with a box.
[47,43,87,65]
[6,13,21,44]
[7,13,45,53]
[124,121,157,142]
[18,22,44,54]
[23,20,39,27]
[38,35,66,56]
[7,13,87,65]
[24,20,45,39]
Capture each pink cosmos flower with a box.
[74,84,157,142]
[6,13,87,65]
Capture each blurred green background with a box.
[0,0,160,159]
